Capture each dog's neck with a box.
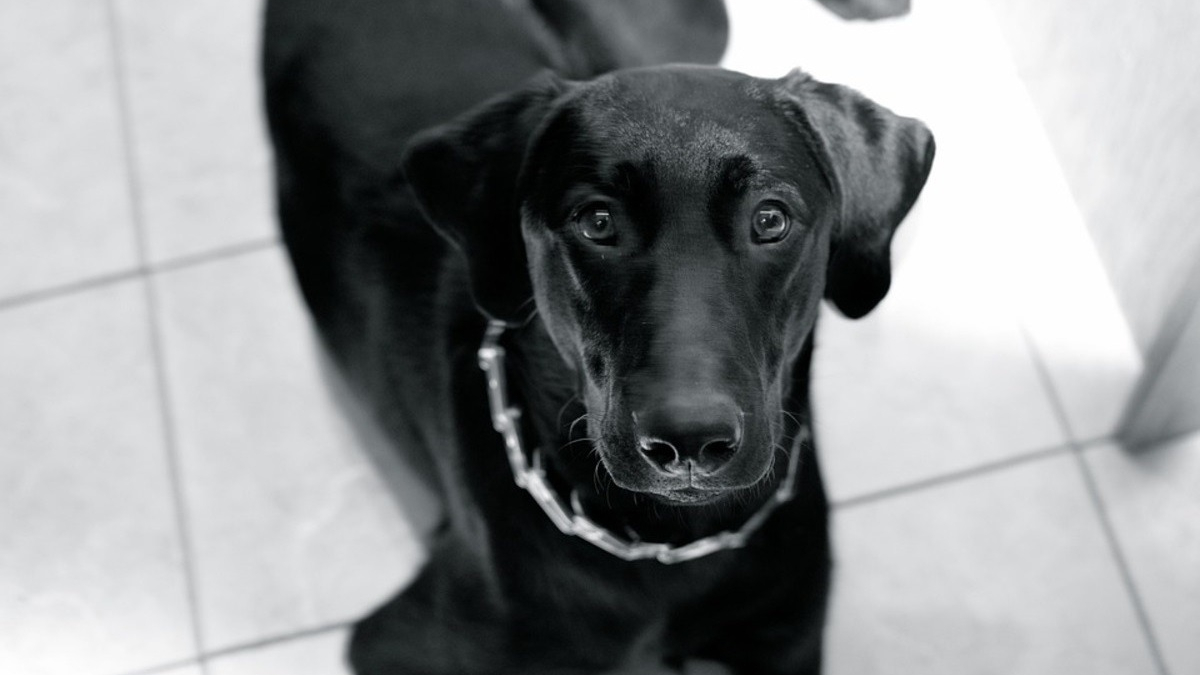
[502,317,815,545]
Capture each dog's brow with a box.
[608,160,663,242]
[710,155,760,209]
[558,159,649,198]
[715,156,810,212]
[718,155,758,192]
[701,155,760,250]
[610,161,653,196]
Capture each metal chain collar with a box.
[477,321,805,564]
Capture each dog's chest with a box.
[610,616,671,672]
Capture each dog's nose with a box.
[635,397,742,476]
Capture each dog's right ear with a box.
[402,72,572,326]
[777,70,935,319]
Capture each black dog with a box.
[263,1,933,672]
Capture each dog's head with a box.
[404,66,933,506]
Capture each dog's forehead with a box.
[564,68,773,162]
[523,67,831,240]
[527,68,822,218]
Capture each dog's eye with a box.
[574,205,617,244]
[751,203,790,244]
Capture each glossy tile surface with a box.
[0,282,195,675]
[153,248,424,651]
[112,0,275,263]
[153,666,205,675]
[812,255,1065,501]
[826,453,1158,675]
[1089,435,1200,675]
[208,631,352,675]
[0,0,138,300]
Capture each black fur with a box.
[263,1,933,673]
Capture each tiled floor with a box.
[0,1,1194,674]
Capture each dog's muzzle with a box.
[477,321,805,564]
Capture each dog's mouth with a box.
[544,401,804,544]
[631,456,780,507]
[651,486,729,506]
[582,434,785,509]
[631,459,769,505]
[554,392,797,511]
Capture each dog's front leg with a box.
[676,536,831,674]
[694,595,828,675]
[349,545,652,675]
[348,547,507,675]
[698,624,824,675]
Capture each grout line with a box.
[0,237,281,316]
[1019,326,1172,675]
[201,620,354,662]
[1072,451,1172,675]
[1017,324,1079,443]
[833,442,1074,510]
[101,0,150,267]
[111,657,203,675]
[1074,433,1119,452]
[152,237,281,275]
[139,264,212,673]
[106,621,353,675]
[0,269,143,312]
[102,1,209,671]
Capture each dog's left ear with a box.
[402,71,572,325]
[777,70,935,319]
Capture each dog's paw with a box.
[683,659,734,675]
[815,0,911,21]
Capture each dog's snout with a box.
[635,397,743,476]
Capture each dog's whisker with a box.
[555,395,582,432]
[512,295,538,315]
[780,409,808,436]
[567,413,590,441]
[556,437,597,454]
[591,462,604,494]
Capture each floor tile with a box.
[153,248,426,651]
[202,626,724,675]
[0,1,139,300]
[826,453,1158,675]
[900,0,1144,442]
[811,252,1066,502]
[1088,435,1200,675]
[966,86,1143,443]
[0,282,195,675]
[111,0,274,264]
[208,630,351,675]
[150,666,204,675]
